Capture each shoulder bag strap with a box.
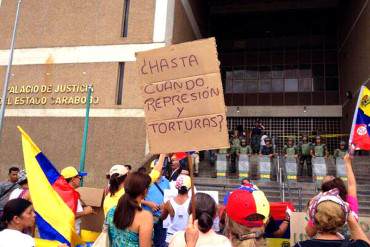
[0,183,17,200]
[154,182,164,196]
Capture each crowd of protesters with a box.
[0,150,369,247]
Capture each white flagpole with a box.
[349,85,365,148]
[0,0,23,140]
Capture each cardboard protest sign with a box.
[136,38,229,154]
[290,212,310,245]
[290,212,370,245]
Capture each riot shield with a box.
[216,153,227,178]
[336,157,347,181]
[238,154,250,179]
[285,155,298,181]
[312,157,327,182]
[259,155,271,181]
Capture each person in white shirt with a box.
[0,198,35,247]
[9,171,29,201]
[169,193,232,247]
[161,175,192,244]
[260,133,268,147]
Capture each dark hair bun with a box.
[198,211,213,233]
[178,186,188,195]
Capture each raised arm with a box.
[153,154,166,174]
[348,212,370,245]
[344,154,357,197]
[149,154,166,183]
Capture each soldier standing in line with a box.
[311,136,329,158]
[298,134,313,178]
[283,137,298,158]
[259,137,277,180]
[334,141,348,159]
[237,139,252,156]
[230,130,241,173]
[259,137,276,157]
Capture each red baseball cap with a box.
[225,189,270,227]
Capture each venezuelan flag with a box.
[350,86,370,150]
[18,126,82,246]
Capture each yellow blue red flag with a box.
[18,126,81,246]
[349,86,370,150]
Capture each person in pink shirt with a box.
[305,153,358,237]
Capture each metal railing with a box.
[277,155,293,202]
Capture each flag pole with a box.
[0,0,23,141]
[187,154,196,223]
[349,85,365,151]
[79,85,92,186]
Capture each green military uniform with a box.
[334,149,347,159]
[298,141,313,177]
[299,142,312,156]
[283,145,298,156]
[313,144,327,157]
[238,145,252,155]
[231,137,241,154]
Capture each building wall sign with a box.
[0,83,100,106]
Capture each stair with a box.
[195,155,370,216]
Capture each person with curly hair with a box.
[296,189,369,247]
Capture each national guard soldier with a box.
[334,141,348,159]
[230,130,241,173]
[259,137,276,157]
[259,137,277,180]
[298,134,313,178]
[283,137,298,158]
[311,136,329,158]
[237,138,252,156]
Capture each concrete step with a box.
[197,156,370,216]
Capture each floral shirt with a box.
[106,207,139,247]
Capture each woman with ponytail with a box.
[104,154,166,216]
[0,198,35,246]
[103,164,129,215]
[169,193,231,247]
[106,172,152,247]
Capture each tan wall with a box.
[339,1,370,131]
[0,0,155,49]
[172,0,196,44]
[0,117,146,188]
[0,62,143,109]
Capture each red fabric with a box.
[352,124,370,150]
[269,202,295,220]
[52,177,79,214]
[175,152,187,160]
